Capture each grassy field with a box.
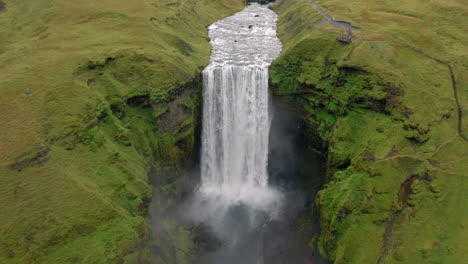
[271,0,467,263]
[0,0,243,263]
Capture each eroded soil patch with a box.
[377,175,421,264]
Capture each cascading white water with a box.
[187,5,284,262]
[182,5,322,263]
[202,66,270,187]
[200,3,282,208]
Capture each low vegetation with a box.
[0,0,243,263]
[271,0,467,263]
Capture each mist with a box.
[156,97,329,264]
[150,3,328,264]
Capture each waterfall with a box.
[201,66,270,189]
[182,4,291,263]
[182,5,326,263]
[199,3,282,208]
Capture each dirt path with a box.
[309,1,464,140]
[310,0,360,38]
[405,45,467,141]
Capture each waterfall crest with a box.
[199,4,282,208]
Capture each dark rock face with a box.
[247,0,275,5]
[192,225,223,252]
[126,94,151,107]
[262,220,329,264]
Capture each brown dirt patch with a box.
[398,175,421,206]
[377,175,421,263]
[384,146,398,159]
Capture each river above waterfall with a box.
[206,3,282,67]
[199,3,282,212]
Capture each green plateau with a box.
[270,0,467,263]
[0,0,244,263]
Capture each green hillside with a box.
[270,0,467,263]
[0,0,243,263]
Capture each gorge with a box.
[158,4,327,263]
[0,0,466,264]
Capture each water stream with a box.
[310,0,360,39]
[199,2,282,216]
[183,4,327,264]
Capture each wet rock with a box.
[252,0,275,4]
[192,224,222,252]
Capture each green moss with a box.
[272,0,467,263]
[0,0,243,263]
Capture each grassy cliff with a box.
[270,0,467,263]
[0,0,243,263]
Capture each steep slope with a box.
[0,0,243,263]
[270,0,467,263]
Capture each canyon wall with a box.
[270,0,467,263]
[0,1,243,263]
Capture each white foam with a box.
[197,3,283,229]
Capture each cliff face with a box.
[0,0,243,263]
[271,0,467,263]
